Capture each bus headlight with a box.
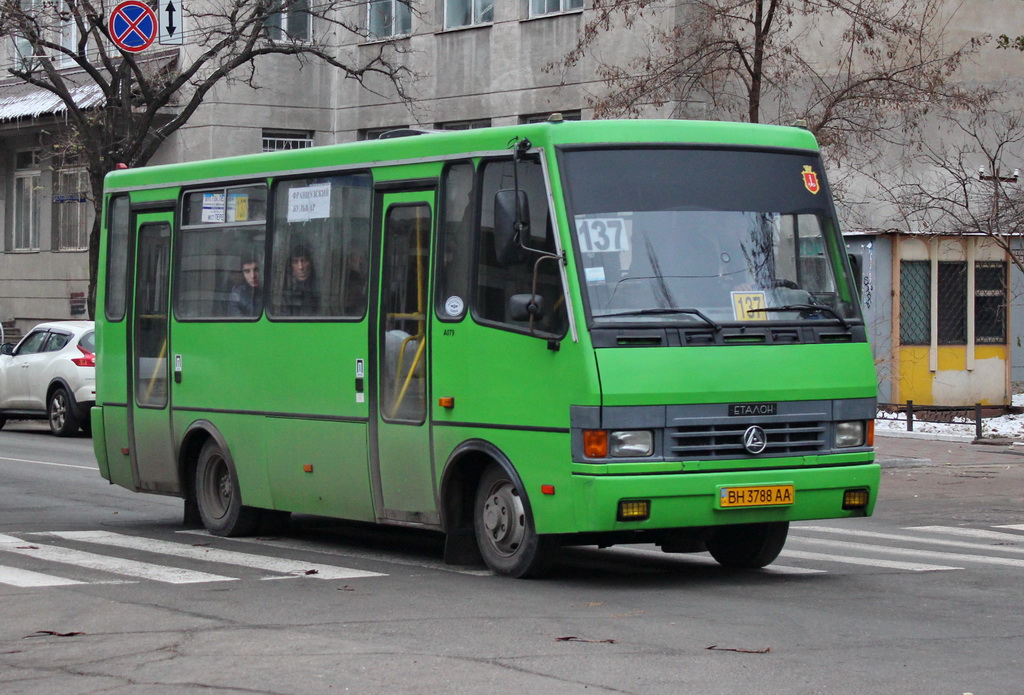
[835,421,865,448]
[609,430,654,457]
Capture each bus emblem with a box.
[802,166,820,195]
[742,425,768,454]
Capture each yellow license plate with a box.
[719,484,795,508]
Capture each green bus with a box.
[93,119,878,578]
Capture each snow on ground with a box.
[875,393,1024,440]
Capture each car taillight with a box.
[72,344,95,367]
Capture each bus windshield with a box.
[560,147,862,327]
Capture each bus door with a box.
[372,191,438,525]
[128,211,178,493]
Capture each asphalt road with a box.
[1,422,1022,694]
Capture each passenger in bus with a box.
[280,244,321,315]
[227,255,264,317]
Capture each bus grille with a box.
[668,421,827,459]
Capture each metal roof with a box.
[0,83,105,122]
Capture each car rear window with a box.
[79,331,96,353]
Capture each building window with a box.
[53,167,90,250]
[13,150,41,251]
[520,111,582,124]
[529,0,583,18]
[936,261,967,345]
[444,0,493,29]
[975,261,1007,344]
[262,129,314,152]
[367,0,411,39]
[436,118,491,130]
[265,0,311,41]
[359,126,409,140]
[899,260,930,345]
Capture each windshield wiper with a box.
[745,303,850,329]
[597,308,722,331]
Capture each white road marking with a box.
[790,536,1024,569]
[995,524,1024,531]
[0,533,235,584]
[0,456,95,470]
[178,529,492,576]
[46,530,384,580]
[795,525,1024,555]
[780,549,960,572]
[0,564,85,587]
[908,526,1024,543]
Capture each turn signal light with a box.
[617,500,651,521]
[842,489,870,510]
[583,429,608,458]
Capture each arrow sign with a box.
[159,0,184,45]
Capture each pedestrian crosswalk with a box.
[1,523,1024,588]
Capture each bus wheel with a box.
[473,466,554,578]
[706,521,789,569]
[195,440,260,537]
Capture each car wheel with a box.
[48,387,81,437]
[195,439,260,537]
[474,465,555,578]
[706,521,789,569]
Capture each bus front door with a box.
[128,213,179,493]
[372,193,438,525]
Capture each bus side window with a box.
[105,194,131,322]
[435,161,475,321]
[176,185,267,320]
[269,173,373,320]
[474,158,567,337]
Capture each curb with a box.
[875,429,976,443]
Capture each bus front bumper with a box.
[542,462,881,535]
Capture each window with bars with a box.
[53,167,90,250]
[975,261,1007,343]
[262,129,314,152]
[520,111,582,124]
[899,260,930,345]
[899,259,1007,346]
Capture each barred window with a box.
[54,168,90,250]
[899,260,930,345]
[262,129,313,152]
[436,119,491,130]
[937,261,967,345]
[975,262,1007,344]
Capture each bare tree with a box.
[562,0,988,166]
[891,109,1024,275]
[0,0,412,316]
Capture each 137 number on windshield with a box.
[577,218,629,253]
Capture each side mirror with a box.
[0,343,13,356]
[494,189,530,266]
[509,294,545,322]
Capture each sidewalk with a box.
[875,430,1024,467]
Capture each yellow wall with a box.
[897,345,1009,406]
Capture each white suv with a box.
[0,321,96,437]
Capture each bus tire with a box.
[473,465,554,578]
[706,521,789,569]
[195,439,260,537]
[48,387,81,437]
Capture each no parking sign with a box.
[109,0,158,53]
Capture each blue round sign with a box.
[108,1,157,53]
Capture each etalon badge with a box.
[802,165,820,195]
